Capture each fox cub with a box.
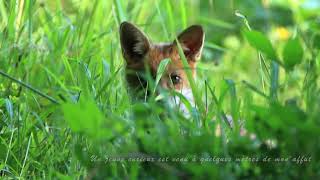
[119,22,249,136]
[119,21,204,104]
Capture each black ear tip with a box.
[120,21,134,32]
[177,25,205,40]
[189,25,204,34]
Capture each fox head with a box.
[120,22,204,105]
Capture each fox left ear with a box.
[120,22,151,63]
[175,25,205,61]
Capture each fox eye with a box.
[170,74,181,85]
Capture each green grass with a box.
[0,0,320,179]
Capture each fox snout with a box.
[119,21,205,102]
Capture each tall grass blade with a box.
[0,70,59,104]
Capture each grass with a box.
[0,0,320,179]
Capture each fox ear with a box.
[175,25,205,61]
[120,22,150,63]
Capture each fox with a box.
[119,22,259,137]
[119,22,271,145]
[119,21,239,135]
[119,21,203,111]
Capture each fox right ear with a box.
[175,25,204,61]
[120,22,150,63]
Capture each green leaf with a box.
[283,38,303,69]
[244,30,277,60]
[153,58,171,93]
[62,98,108,139]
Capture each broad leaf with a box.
[244,30,277,60]
[283,38,303,69]
[62,98,109,139]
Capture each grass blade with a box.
[153,58,171,93]
[0,70,59,104]
[270,61,279,101]
[242,80,268,99]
